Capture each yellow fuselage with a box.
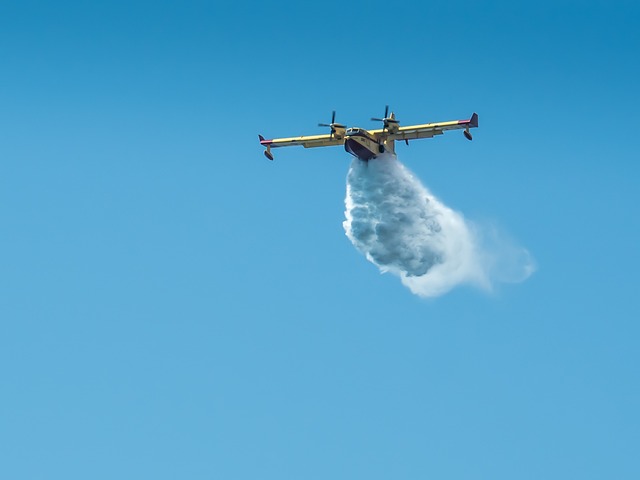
[344,128,394,161]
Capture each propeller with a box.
[370,105,389,123]
[318,110,345,139]
[371,105,398,131]
[318,110,336,128]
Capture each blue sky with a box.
[1,1,639,478]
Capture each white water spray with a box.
[343,154,534,297]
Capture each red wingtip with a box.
[258,135,273,146]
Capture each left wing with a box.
[374,113,479,142]
[259,133,344,160]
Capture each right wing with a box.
[386,113,479,142]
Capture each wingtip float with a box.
[258,107,479,161]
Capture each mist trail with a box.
[343,154,534,298]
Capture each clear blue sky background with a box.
[1,1,639,478]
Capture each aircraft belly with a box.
[344,137,377,161]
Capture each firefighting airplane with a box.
[258,106,478,161]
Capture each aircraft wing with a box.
[258,132,344,160]
[378,113,479,141]
[259,133,343,150]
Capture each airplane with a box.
[258,106,478,161]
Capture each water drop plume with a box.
[343,154,534,297]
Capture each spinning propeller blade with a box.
[371,105,394,130]
[371,105,390,121]
[318,110,340,138]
